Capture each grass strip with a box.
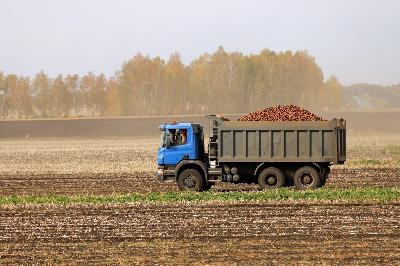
[0,187,399,205]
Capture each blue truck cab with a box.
[156,122,207,189]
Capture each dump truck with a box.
[156,115,346,191]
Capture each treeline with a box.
[0,46,342,119]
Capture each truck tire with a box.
[294,166,321,190]
[203,182,213,191]
[258,167,285,189]
[177,169,205,192]
[320,172,329,187]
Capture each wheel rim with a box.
[266,175,277,186]
[183,175,197,188]
[300,173,313,186]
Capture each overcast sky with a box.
[0,0,399,85]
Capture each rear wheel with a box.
[177,169,205,192]
[294,166,321,190]
[320,171,329,187]
[258,167,285,189]
[203,182,213,191]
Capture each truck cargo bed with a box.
[216,119,346,164]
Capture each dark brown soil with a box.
[0,202,399,265]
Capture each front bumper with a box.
[156,168,164,182]
[156,166,175,182]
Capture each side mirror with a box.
[165,136,171,148]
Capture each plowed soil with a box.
[0,202,399,265]
[0,168,399,195]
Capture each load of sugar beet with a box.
[238,105,326,121]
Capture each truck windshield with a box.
[171,129,187,145]
[160,129,187,147]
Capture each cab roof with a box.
[159,123,202,133]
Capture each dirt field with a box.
[1,201,399,265]
[0,168,400,195]
[0,135,399,195]
[0,128,399,264]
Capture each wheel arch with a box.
[254,162,266,177]
[175,160,208,183]
[254,162,283,177]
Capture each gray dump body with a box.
[209,117,346,165]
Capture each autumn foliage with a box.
[0,47,342,119]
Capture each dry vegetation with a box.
[343,134,400,168]
[0,134,399,175]
[0,138,158,174]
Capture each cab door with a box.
[163,127,194,165]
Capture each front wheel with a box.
[293,166,321,190]
[177,169,205,192]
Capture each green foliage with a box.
[0,188,398,205]
[358,159,382,166]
